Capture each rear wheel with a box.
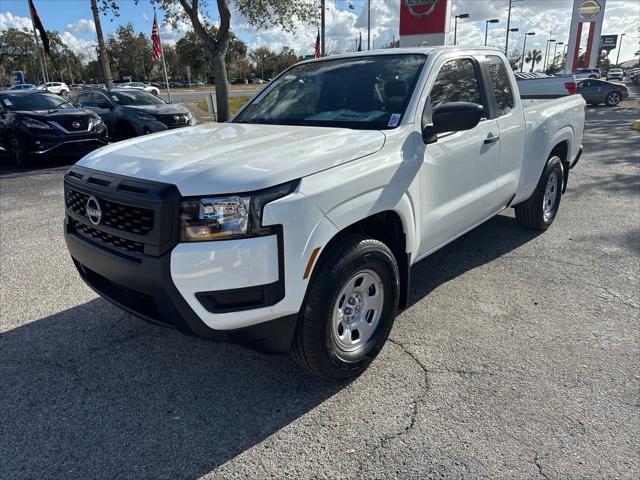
[515,156,563,231]
[292,235,400,381]
[605,91,621,106]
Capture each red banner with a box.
[400,0,449,36]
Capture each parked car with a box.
[577,79,629,106]
[70,84,85,91]
[112,82,160,96]
[574,68,601,79]
[37,81,70,96]
[514,72,577,98]
[606,68,624,81]
[63,47,585,380]
[5,84,37,91]
[71,88,194,141]
[0,91,107,165]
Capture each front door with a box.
[418,57,499,256]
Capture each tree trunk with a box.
[90,0,113,90]
[212,54,229,121]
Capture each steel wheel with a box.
[606,92,621,106]
[542,170,559,222]
[331,269,384,352]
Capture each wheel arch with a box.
[311,210,412,310]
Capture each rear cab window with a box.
[485,56,515,117]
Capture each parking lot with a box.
[0,95,638,479]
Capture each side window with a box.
[486,56,514,117]
[430,58,482,108]
[74,93,89,105]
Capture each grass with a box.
[194,96,252,118]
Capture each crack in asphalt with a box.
[503,431,554,480]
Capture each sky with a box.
[1,0,639,64]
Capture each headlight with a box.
[22,118,51,129]
[136,112,156,121]
[179,181,298,242]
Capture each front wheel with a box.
[8,135,30,166]
[515,156,563,231]
[292,235,400,381]
[605,91,621,106]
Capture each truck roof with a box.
[299,46,505,64]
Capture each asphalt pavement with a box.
[0,97,638,479]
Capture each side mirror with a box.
[422,102,484,144]
[97,102,112,110]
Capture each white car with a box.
[6,84,37,91]
[63,47,585,380]
[606,68,624,81]
[112,82,160,96]
[574,68,601,79]
[37,82,70,96]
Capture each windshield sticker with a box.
[111,95,120,102]
[3,98,12,106]
[388,113,401,127]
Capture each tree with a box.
[91,0,113,88]
[525,49,542,72]
[107,24,153,80]
[154,0,318,121]
[507,47,522,71]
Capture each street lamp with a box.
[544,39,556,70]
[454,13,470,46]
[485,19,499,46]
[616,33,626,66]
[521,32,535,72]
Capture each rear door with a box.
[418,56,500,255]
[483,55,525,206]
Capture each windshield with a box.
[0,93,75,111]
[110,91,165,106]
[234,54,427,130]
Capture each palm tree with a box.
[525,49,543,72]
[90,0,113,89]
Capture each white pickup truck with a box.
[64,47,585,380]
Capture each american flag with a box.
[151,13,161,62]
[314,28,320,59]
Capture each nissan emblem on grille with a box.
[86,196,102,226]
[72,121,81,129]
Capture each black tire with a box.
[605,91,621,107]
[115,122,136,141]
[8,135,30,166]
[515,156,563,231]
[292,234,400,381]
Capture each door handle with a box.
[484,133,500,144]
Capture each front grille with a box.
[57,118,89,131]
[157,113,190,126]
[71,218,144,254]
[65,188,154,235]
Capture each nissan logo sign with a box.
[405,0,439,18]
[85,196,102,226]
[72,121,81,129]
[577,0,601,19]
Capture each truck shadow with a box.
[407,213,541,306]
[0,302,343,479]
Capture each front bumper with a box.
[63,166,300,352]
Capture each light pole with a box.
[367,0,371,50]
[615,33,626,66]
[552,41,563,69]
[454,13,470,46]
[543,39,556,70]
[485,19,499,46]
[521,32,535,72]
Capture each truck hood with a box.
[77,122,386,195]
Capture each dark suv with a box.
[0,91,108,165]
[71,89,195,141]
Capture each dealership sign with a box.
[577,0,601,19]
[405,0,439,17]
[600,34,618,51]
